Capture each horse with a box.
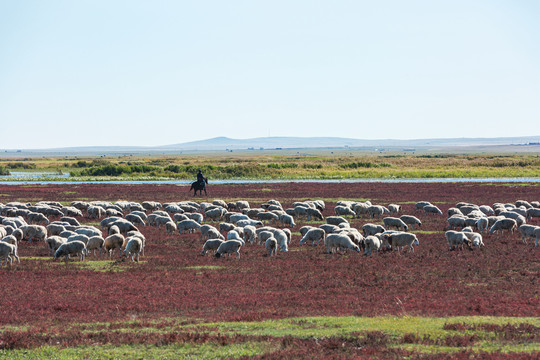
[190,177,208,196]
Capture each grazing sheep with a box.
[74,226,101,237]
[67,234,89,246]
[364,235,381,256]
[236,219,263,228]
[201,239,225,255]
[20,225,47,242]
[123,237,143,262]
[462,232,484,249]
[526,208,540,222]
[28,212,50,225]
[388,204,401,216]
[87,205,106,219]
[109,220,138,234]
[306,208,324,221]
[265,237,277,257]
[87,236,105,256]
[0,242,19,266]
[47,223,66,236]
[54,240,86,263]
[243,225,257,244]
[367,205,386,219]
[325,234,361,254]
[382,232,419,253]
[423,205,443,215]
[215,240,243,259]
[154,215,173,229]
[326,216,349,226]
[257,230,274,245]
[479,205,494,216]
[142,201,162,211]
[219,222,236,233]
[448,208,464,217]
[279,214,296,228]
[236,201,250,210]
[60,216,81,226]
[165,221,177,235]
[205,207,227,222]
[445,230,470,251]
[319,224,340,234]
[227,230,244,243]
[299,228,326,246]
[415,201,432,210]
[1,235,17,246]
[518,224,540,244]
[177,219,202,234]
[362,223,385,237]
[475,217,489,233]
[299,225,316,237]
[399,215,422,230]
[447,216,466,229]
[489,218,517,234]
[200,225,222,241]
[257,212,279,224]
[334,206,356,217]
[185,212,204,224]
[125,213,145,227]
[45,235,66,256]
[383,217,408,231]
[229,213,249,224]
[109,225,121,235]
[104,234,125,256]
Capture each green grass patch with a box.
[185,265,225,271]
[0,342,275,360]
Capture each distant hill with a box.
[2,136,539,156]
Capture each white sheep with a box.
[299,228,326,246]
[475,217,489,233]
[518,224,540,244]
[123,237,143,262]
[399,215,422,230]
[326,216,349,226]
[265,237,277,257]
[362,223,385,236]
[104,234,125,256]
[382,232,419,253]
[382,217,408,231]
[325,234,360,254]
[0,242,19,266]
[334,206,356,217]
[364,235,381,256]
[445,230,469,251]
[20,225,47,242]
[87,235,105,256]
[67,234,90,246]
[54,240,86,263]
[165,221,177,235]
[423,205,443,215]
[489,218,517,234]
[215,240,243,259]
[279,214,296,228]
[463,232,484,249]
[388,204,401,216]
[201,239,225,256]
[177,219,202,234]
[367,205,386,219]
[243,225,257,244]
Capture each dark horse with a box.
[190,177,208,196]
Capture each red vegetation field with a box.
[0,182,538,357]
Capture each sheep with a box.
[46,223,66,236]
[334,205,356,217]
[67,234,89,246]
[60,216,81,226]
[177,219,202,234]
[243,225,257,244]
[319,224,340,234]
[326,216,349,226]
[205,207,226,222]
[382,232,419,253]
[518,225,540,244]
[123,237,143,262]
[229,213,249,224]
[257,230,275,245]
[423,205,443,215]
[226,230,244,243]
[154,215,173,229]
[109,225,121,235]
[526,208,540,221]
[399,215,422,230]
[257,212,279,224]
[447,216,466,229]
[362,223,385,236]
[353,203,370,218]
[74,226,101,237]
[165,221,177,235]
[236,201,250,210]
[364,235,381,256]
[172,213,189,223]
[200,225,222,241]
[279,214,296,228]
[28,212,49,225]
[201,239,225,256]
[306,208,324,221]
[142,201,162,211]
[236,219,263,228]
[54,240,86,263]
[325,234,360,254]
[444,230,470,251]
[104,234,125,257]
[87,236,105,256]
[109,219,138,234]
[479,205,495,216]
[20,225,47,242]
[125,213,145,227]
[367,205,386,219]
[415,201,432,210]
[489,218,517,234]
[388,204,401,216]
[215,240,243,259]
[299,228,326,246]
[1,235,17,246]
[0,242,19,266]
[87,205,106,219]
[382,217,408,231]
[462,232,484,249]
[299,225,316,237]
[265,237,278,257]
[219,222,236,233]
[448,207,464,217]
[185,212,204,224]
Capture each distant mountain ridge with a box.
[3,136,540,155]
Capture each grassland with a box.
[1,153,540,180]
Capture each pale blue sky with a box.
[1,0,538,149]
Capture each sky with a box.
[0,0,539,149]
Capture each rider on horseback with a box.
[196,169,205,185]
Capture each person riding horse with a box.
[191,169,208,195]
[196,170,205,186]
